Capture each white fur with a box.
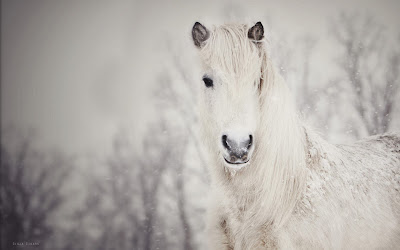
[195,23,400,249]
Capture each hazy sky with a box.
[2,0,400,155]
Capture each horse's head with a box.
[192,22,265,170]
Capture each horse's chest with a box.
[222,198,247,231]
[221,196,274,249]
[222,194,251,223]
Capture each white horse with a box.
[191,22,400,249]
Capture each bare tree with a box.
[138,121,178,250]
[298,36,318,113]
[167,134,193,250]
[331,12,400,137]
[0,129,70,250]
[70,117,191,250]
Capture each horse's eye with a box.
[202,77,214,88]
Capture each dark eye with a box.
[202,77,213,88]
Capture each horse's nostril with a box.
[248,135,253,149]
[222,134,253,151]
[222,135,229,150]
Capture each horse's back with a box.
[339,132,400,204]
[336,132,400,249]
[295,132,400,249]
[357,132,400,156]
[339,132,400,173]
[352,132,400,183]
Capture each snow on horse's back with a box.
[192,22,400,249]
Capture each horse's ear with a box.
[192,22,210,48]
[248,22,264,41]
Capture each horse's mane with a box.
[200,24,263,92]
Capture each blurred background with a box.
[1,0,400,249]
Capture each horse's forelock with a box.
[201,24,265,84]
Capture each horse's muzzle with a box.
[222,134,253,165]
